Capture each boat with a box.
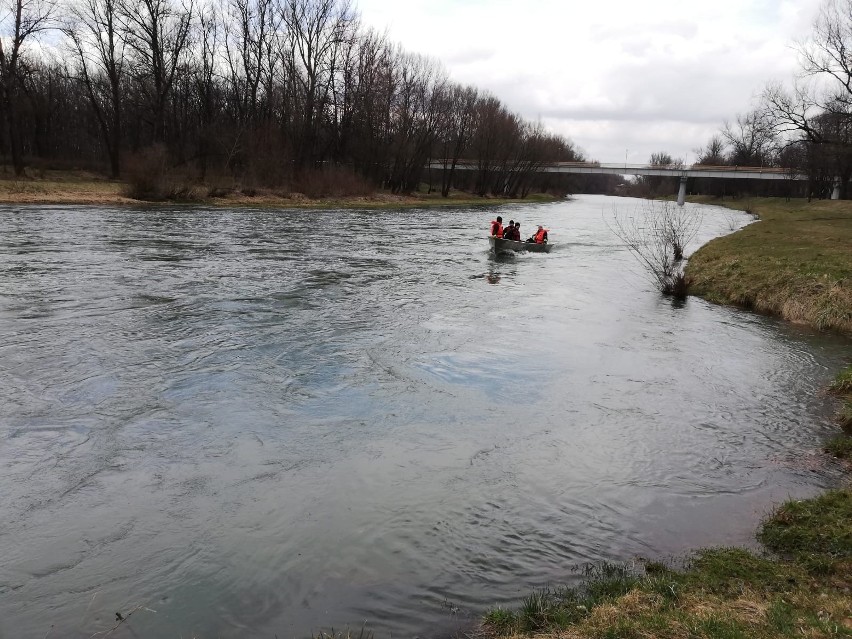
[489,236,553,254]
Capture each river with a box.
[0,195,849,638]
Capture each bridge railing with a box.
[540,162,792,174]
[427,160,804,182]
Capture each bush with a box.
[123,144,169,200]
[293,165,373,198]
[207,185,233,198]
[123,145,202,201]
[609,200,702,298]
[669,272,693,300]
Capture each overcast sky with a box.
[355,0,824,164]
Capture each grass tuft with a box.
[825,434,852,459]
[484,490,852,638]
[312,626,373,639]
[758,490,852,559]
[830,365,852,394]
[839,400,852,433]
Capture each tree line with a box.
[0,0,590,198]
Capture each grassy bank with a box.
[482,490,852,639]
[685,197,852,334]
[0,170,558,209]
[482,196,852,639]
[826,365,852,462]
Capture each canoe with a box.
[489,236,553,253]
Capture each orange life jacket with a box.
[490,220,503,237]
[534,228,548,243]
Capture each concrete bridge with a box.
[431,161,816,205]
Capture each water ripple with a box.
[0,196,848,638]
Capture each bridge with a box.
[430,161,816,205]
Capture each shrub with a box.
[207,186,232,198]
[609,200,702,298]
[293,165,373,198]
[123,145,203,201]
[123,144,169,200]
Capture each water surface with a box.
[0,195,849,638]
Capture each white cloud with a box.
[355,0,824,162]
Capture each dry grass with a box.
[0,170,557,209]
[0,171,129,204]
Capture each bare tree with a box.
[280,0,355,169]
[798,0,852,108]
[435,83,476,197]
[222,0,278,124]
[62,0,125,176]
[609,200,702,298]
[385,51,445,193]
[119,0,193,144]
[635,151,682,196]
[0,0,56,174]
[695,135,727,166]
[760,0,852,197]
[722,110,776,166]
[193,3,220,179]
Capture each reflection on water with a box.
[0,196,849,638]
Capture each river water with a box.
[0,195,849,638]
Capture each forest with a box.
[0,0,602,198]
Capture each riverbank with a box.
[481,196,852,639]
[685,197,852,334]
[482,488,852,639]
[0,170,558,209]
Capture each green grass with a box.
[840,401,852,433]
[825,434,852,458]
[829,366,852,433]
[685,197,852,334]
[831,366,852,394]
[481,491,852,639]
[758,490,852,560]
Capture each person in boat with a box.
[501,220,515,239]
[490,216,503,237]
[510,222,521,241]
[527,225,548,243]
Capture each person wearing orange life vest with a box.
[534,225,548,244]
[489,216,503,237]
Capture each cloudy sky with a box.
[355,0,823,163]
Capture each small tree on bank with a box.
[609,200,702,300]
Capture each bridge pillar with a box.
[676,176,687,206]
[831,179,841,200]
